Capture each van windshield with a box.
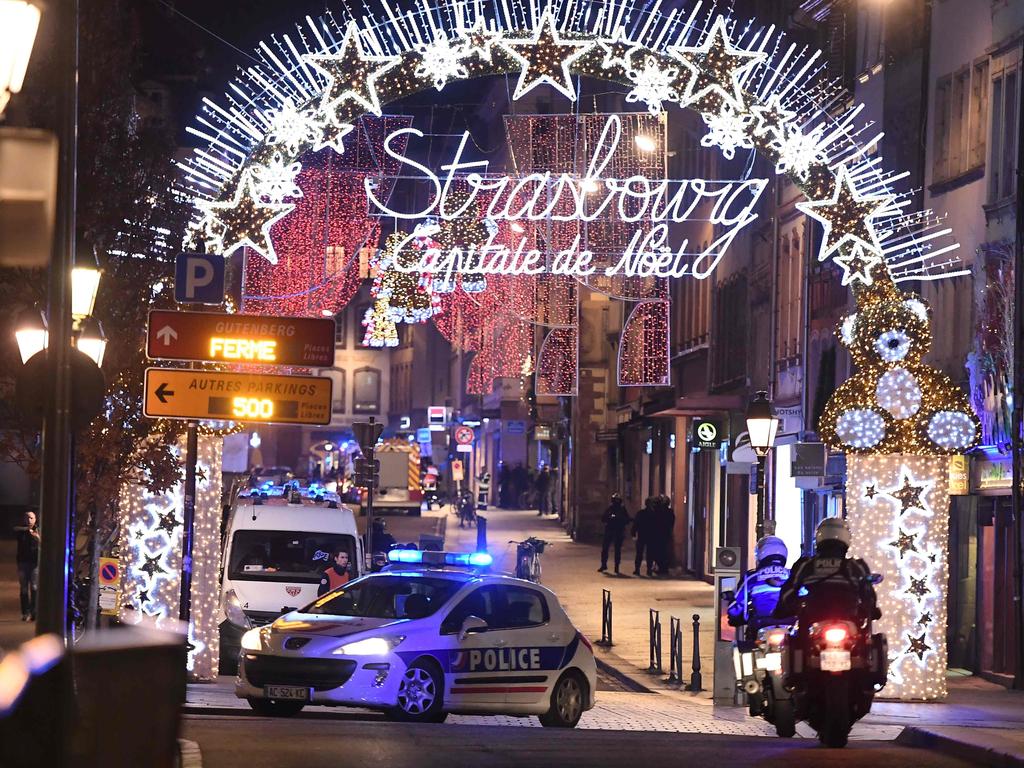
[307,575,464,619]
[229,530,355,584]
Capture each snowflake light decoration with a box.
[252,152,303,203]
[264,97,320,154]
[771,123,828,181]
[625,55,680,114]
[700,104,754,160]
[415,35,469,90]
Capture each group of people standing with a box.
[496,462,556,515]
[599,494,676,576]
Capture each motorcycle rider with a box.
[727,536,791,640]
[775,517,880,624]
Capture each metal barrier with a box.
[688,613,704,692]
[646,608,663,674]
[596,589,613,646]
[666,615,683,686]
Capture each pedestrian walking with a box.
[317,549,352,595]
[14,510,40,621]
[653,495,676,576]
[631,497,657,576]
[476,465,491,511]
[598,493,631,574]
[536,466,551,516]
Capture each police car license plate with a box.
[265,685,309,701]
[820,650,851,671]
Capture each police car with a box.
[236,550,597,727]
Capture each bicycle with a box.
[510,537,549,583]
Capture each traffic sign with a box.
[451,459,464,482]
[175,252,225,304]
[143,368,332,425]
[454,425,475,445]
[353,420,384,453]
[147,310,335,367]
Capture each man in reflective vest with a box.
[318,549,352,595]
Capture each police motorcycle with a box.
[724,536,796,737]
[775,518,888,748]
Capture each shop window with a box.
[989,51,1019,203]
[321,368,345,414]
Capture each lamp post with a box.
[746,391,779,540]
[0,0,42,116]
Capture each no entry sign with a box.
[454,425,475,445]
[147,310,335,368]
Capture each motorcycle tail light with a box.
[823,626,848,645]
[766,630,787,646]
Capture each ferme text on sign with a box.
[147,310,335,368]
[144,369,332,426]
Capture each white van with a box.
[219,483,363,673]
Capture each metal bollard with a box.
[666,616,682,686]
[475,515,487,552]
[688,613,703,692]
[646,608,663,674]
[596,589,613,646]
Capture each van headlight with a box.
[223,589,251,629]
[334,636,405,656]
[241,627,266,651]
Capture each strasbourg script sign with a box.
[365,114,768,281]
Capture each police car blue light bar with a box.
[386,550,493,568]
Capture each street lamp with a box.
[15,307,47,364]
[76,316,107,367]
[0,0,42,116]
[71,264,101,319]
[746,390,779,540]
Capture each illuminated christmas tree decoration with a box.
[668,15,765,111]
[500,11,593,101]
[796,164,893,264]
[625,55,682,115]
[118,436,223,680]
[847,456,950,700]
[700,104,754,160]
[305,21,400,117]
[195,172,294,264]
[252,152,303,203]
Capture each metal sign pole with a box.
[365,417,376,563]
[179,421,197,622]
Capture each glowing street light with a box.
[0,0,42,116]
[76,316,107,367]
[14,307,47,364]
[745,390,779,539]
[71,265,101,319]
[634,134,657,153]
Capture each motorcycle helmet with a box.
[611,492,622,501]
[755,535,787,564]
[815,517,851,550]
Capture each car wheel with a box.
[246,697,305,717]
[539,671,586,728]
[389,659,446,723]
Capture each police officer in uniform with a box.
[318,549,352,595]
[727,536,790,640]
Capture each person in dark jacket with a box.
[598,494,632,574]
[318,549,352,596]
[536,466,551,516]
[631,497,657,576]
[498,463,512,508]
[14,510,40,621]
[653,495,676,575]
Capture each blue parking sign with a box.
[175,252,225,305]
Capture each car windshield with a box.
[306,575,464,619]
[228,530,355,584]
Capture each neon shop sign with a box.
[366,114,768,282]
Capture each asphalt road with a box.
[181,715,973,768]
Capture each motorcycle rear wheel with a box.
[818,676,851,748]
[765,679,794,738]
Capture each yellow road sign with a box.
[144,368,332,426]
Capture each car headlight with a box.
[240,627,266,651]
[334,635,405,656]
[223,589,251,629]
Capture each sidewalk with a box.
[0,540,35,650]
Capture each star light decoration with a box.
[195,172,294,264]
[306,22,400,117]
[501,12,593,101]
[597,28,636,70]
[848,456,950,700]
[668,16,766,111]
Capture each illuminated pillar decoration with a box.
[118,435,223,680]
[846,455,949,700]
[618,300,670,386]
[536,327,578,396]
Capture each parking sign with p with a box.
[175,252,225,305]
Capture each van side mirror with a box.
[458,615,488,642]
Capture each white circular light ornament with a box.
[874,329,911,362]
[876,368,922,420]
[836,409,886,449]
[927,411,977,450]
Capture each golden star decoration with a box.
[313,112,354,154]
[750,93,795,138]
[306,21,400,117]
[196,173,294,264]
[906,632,931,660]
[501,12,594,101]
[668,15,765,111]
[907,576,929,601]
[888,528,918,559]
[834,243,883,287]
[463,17,502,63]
[796,164,892,262]
[891,475,926,515]
[596,29,635,70]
